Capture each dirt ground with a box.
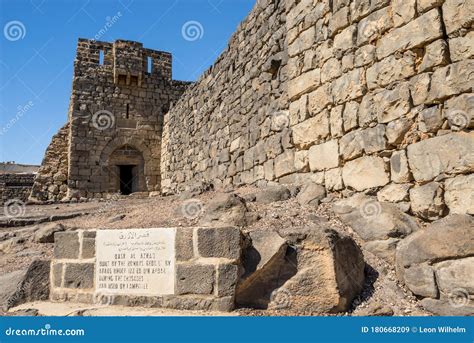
[0,186,430,316]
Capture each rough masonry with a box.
[30,39,190,202]
[33,0,473,221]
[161,0,473,221]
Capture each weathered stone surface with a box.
[396,214,474,274]
[81,231,95,259]
[325,168,344,191]
[199,193,250,227]
[428,60,474,102]
[216,264,239,297]
[63,263,94,289]
[435,257,474,298]
[196,227,241,259]
[418,106,443,133]
[342,156,389,191]
[420,298,474,316]
[390,150,412,183]
[236,230,288,308]
[274,150,296,179]
[374,82,411,123]
[392,0,416,27]
[176,264,214,295]
[407,132,474,182]
[403,264,438,298]
[271,226,365,313]
[442,0,474,35]
[292,111,330,149]
[334,194,419,241]
[366,54,415,89]
[409,182,447,220]
[308,140,339,171]
[377,183,410,203]
[0,269,26,310]
[376,9,443,59]
[444,174,474,215]
[443,93,474,130]
[357,6,393,45]
[255,185,291,204]
[33,223,66,243]
[175,227,194,261]
[296,182,326,206]
[386,118,413,145]
[449,32,474,62]
[53,231,79,259]
[363,238,400,264]
[419,39,449,72]
[289,68,320,100]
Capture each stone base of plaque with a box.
[50,227,241,312]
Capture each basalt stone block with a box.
[196,227,241,259]
[175,227,194,261]
[63,263,94,289]
[52,263,63,288]
[54,231,80,259]
[216,264,239,297]
[82,231,96,259]
[176,264,215,295]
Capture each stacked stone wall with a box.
[162,0,473,219]
[0,173,36,205]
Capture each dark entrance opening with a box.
[119,165,135,195]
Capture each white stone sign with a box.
[95,228,176,296]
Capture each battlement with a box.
[75,38,172,84]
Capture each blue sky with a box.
[0,0,255,164]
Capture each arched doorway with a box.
[107,145,145,195]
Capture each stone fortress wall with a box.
[0,163,39,205]
[30,39,190,202]
[161,0,473,220]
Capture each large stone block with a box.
[366,53,415,89]
[409,182,447,220]
[292,111,330,149]
[308,140,339,171]
[374,82,411,123]
[428,60,474,102]
[390,150,412,183]
[449,32,474,62]
[342,156,389,191]
[54,231,80,259]
[407,132,474,182]
[444,174,474,215]
[196,227,241,259]
[176,227,194,261]
[216,263,239,297]
[274,150,296,179]
[442,0,474,35]
[63,263,94,289]
[356,6,393,45]
[176,263,215,295]
[331,68,366,104]
[376,9,443,59]
[288,68,321,100]
[334,194,419,241]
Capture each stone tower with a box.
[30,39,190,201]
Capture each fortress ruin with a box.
[31,0,472,221]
